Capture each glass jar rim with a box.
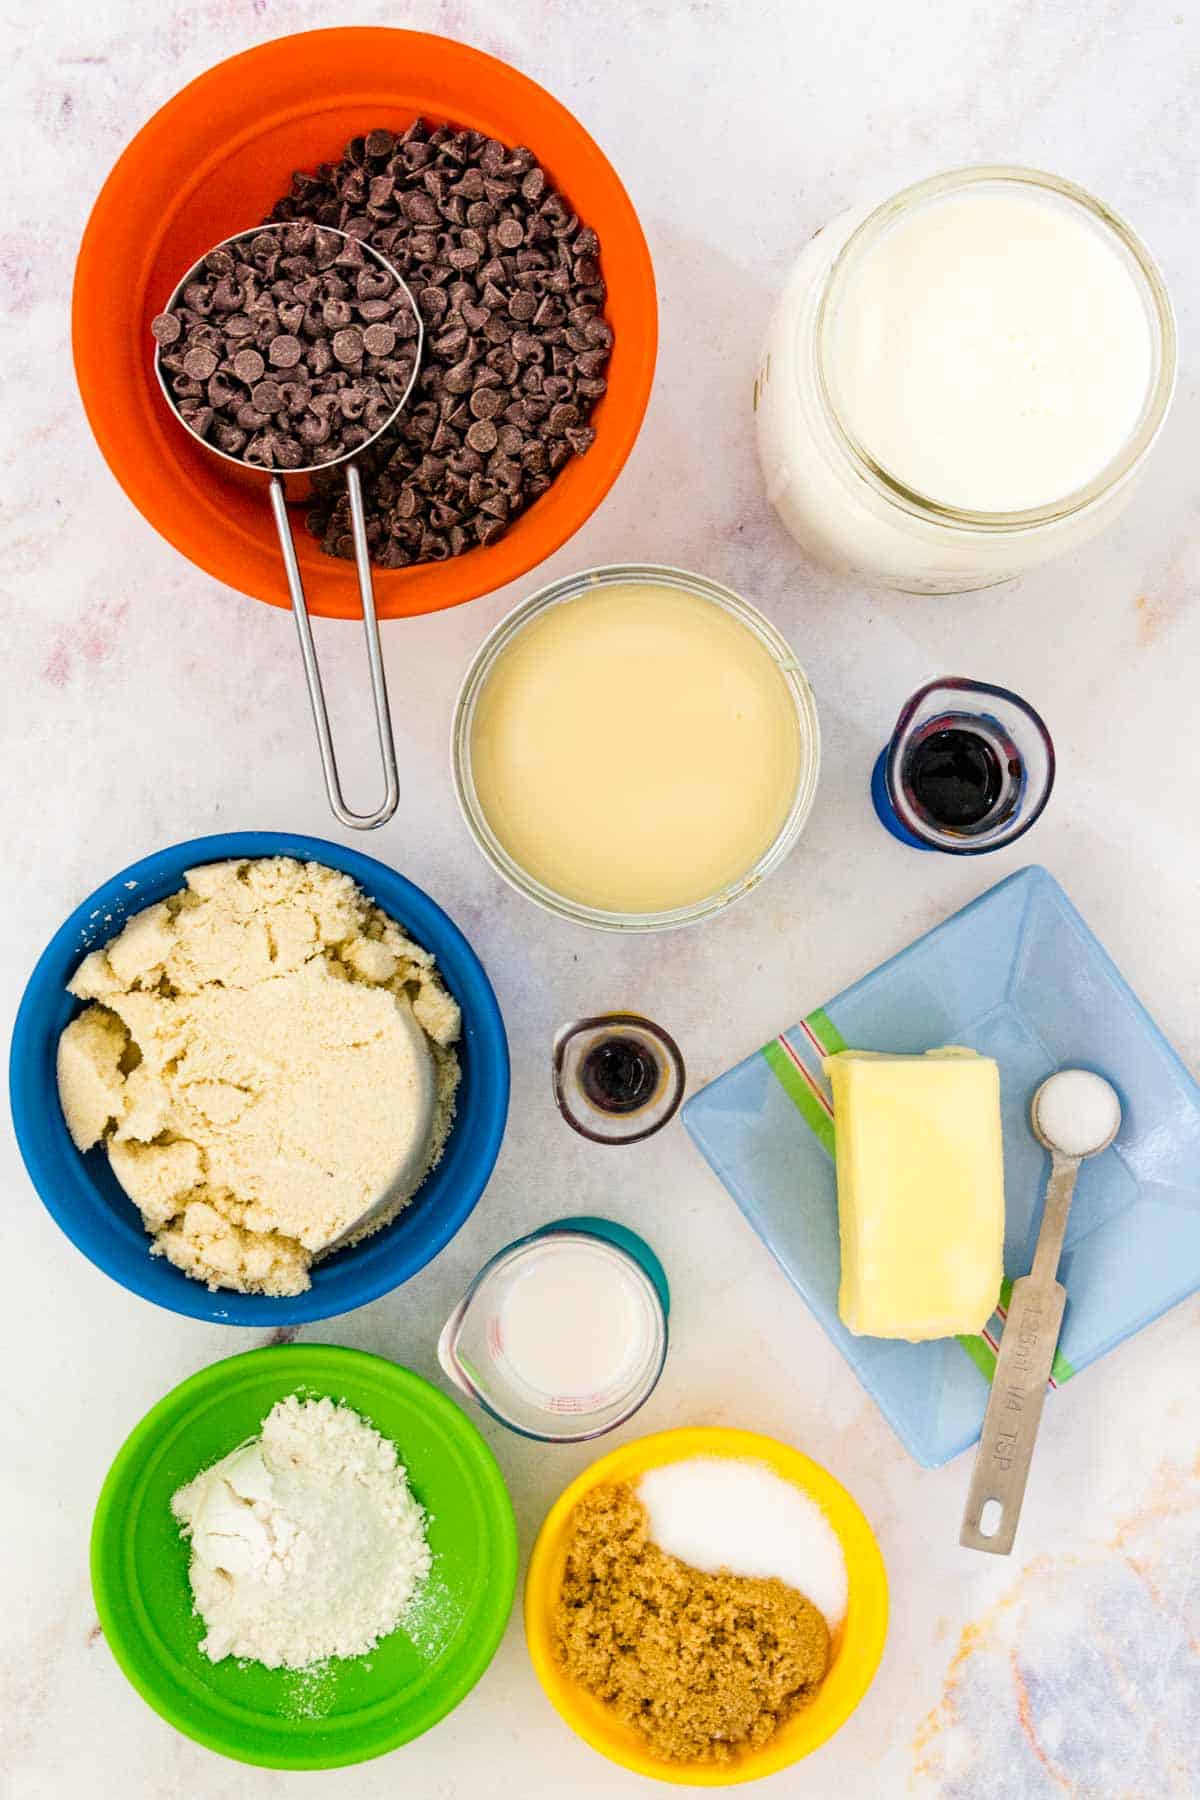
[814,165,1178,532]
[450,562,822,932]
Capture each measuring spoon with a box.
[960,1068,1121,1555]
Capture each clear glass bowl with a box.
[451,563,822,931]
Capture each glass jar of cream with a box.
[755,167,1176,594]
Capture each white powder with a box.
[1035,1068,1122,1157]
[171,1394,431,1669]
[637,1457,848,1626]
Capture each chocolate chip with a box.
[442,357,474,395]
[251,380,285,413]
[363,323,396,356]
[178,402,213,437]
[232,348,265,383]
[332,327,364,364]
[182,346,218,381]
[213,422,248,455]
[469,386,502,420]
[210,276,244,312]
[405,190,440,225]
[268,334,302,368]
[154,225,420,470]
[465,418,498,453]
[356,267,392,301]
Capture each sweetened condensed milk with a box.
[467,578,805,916]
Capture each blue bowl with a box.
[10,832,509,1325]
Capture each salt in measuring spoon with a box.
[960,1069,1121,1555]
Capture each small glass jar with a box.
[755,166,1176,595]
[451,563,821,931]
[872,677,1055,853]
[553,1013,686,1144]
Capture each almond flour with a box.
[56,857,460,1295]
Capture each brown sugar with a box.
[552,1481,830,1765]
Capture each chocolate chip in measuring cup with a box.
[232,348,265,384]
[154,225,420,470]
[178,344,216,380]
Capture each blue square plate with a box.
[683,867,1200,1468]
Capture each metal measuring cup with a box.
[154,222,425,829]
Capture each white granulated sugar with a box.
[171,1394,431,1670]
[637,1457,849,1626]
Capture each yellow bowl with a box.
[524,1427,888,1787]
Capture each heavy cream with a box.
[827,188,1152,513]
[755,169,1174,593]
[498,1241,645,1398]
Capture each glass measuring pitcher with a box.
[437,1218,669,1442]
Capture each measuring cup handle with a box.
[268,465,400,830]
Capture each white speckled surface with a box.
[2,2,1198,1795]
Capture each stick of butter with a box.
[823,1048,1004,1340]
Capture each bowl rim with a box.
[523,1425,888,1785]
[71,25,658,620]
[90,1343,519,1768]
[9,831,509,1325]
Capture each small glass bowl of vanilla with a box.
[451,563,821,931]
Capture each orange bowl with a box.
[73,28,657,620]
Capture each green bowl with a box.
[90,1344,518,1769]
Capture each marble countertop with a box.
[2,0,1197,1795]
